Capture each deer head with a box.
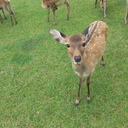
[49,24,94,65]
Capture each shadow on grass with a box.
[12,53,32,65]
[11,34,46,65]
[11,40,37,65]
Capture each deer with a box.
[125,0,128,24]
[42,0,70,25]
[95,0,107,18]
[0,6,6,23]
[50,20,108,106]
[0,0,17,25]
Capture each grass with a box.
[0,0,128,127]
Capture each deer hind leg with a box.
[86,75,91,103]
[75,76,83,106]
[103,0,107,17]
[125,11,128,24]
[100,0,107,17]
[64,1,70,20]
[101,56,106,66]
[100,0,104,11]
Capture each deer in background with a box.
[125,0,128,24]
[50,21,108,106]
[95,0,107,18]
[0,0,17,25]
[42,0,70,25]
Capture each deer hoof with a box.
[87,99,91,104]
[74,103,79,107]
[66,18,69,20]
[102,63,106,66]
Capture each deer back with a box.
[78,21,108,76]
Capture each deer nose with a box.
[74,56,81,62]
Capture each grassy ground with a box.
[0,0,128,127]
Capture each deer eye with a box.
[83,43,86,47]
[66,44,70,48]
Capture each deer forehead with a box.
[66,34,85,44]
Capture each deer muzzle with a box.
[74,56,82,64]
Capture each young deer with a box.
[0,0,17,25]
[50,21,108,106]
[125,0,128,24]
[95,0,107,18]
[42,0,70,25]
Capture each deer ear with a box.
[81,25,93,40]
[81,26,90,36]
[50,29,67,44]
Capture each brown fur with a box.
[42,0,70,25]
[125,0,128,24]
[50,21,108,105]
[0,0,17,25]
[95,0,107,18]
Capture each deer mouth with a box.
[73,61,81,65]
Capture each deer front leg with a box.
[75,76,83,106]
[47,8,50,22]
[86,75,91,103]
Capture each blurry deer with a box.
[50,21,108,106]
[0,0,17,25]
[125,0,128,24]
[95,0,107,18]
[0,6,6,23]
[42,0,70,25]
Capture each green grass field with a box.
[0,0,128,127]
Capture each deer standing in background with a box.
[42,0,70,25]
[95,0,107,18]
[125,0,128,24]
[0,0,17,25]
[50,21,108,106]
